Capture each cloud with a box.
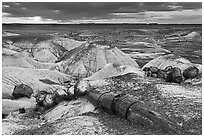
[2,2,202,24]
[111,9,202,24]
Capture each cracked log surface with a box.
[84,73,202,134]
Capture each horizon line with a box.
[2,23,202,25]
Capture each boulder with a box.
[54,89,72,104]
[35,90,56,110]
[171,67,183,83]
[67,86,76,99]
[157,70,167,79]
[35,90,48,107]
[183,66,199,79]
[12,84,33,99]
[149,66,159,73]
[74,80,90,96]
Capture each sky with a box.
[2,2,202,24]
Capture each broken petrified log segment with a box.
[35,90,48,107]
[12,84,33,99]
[149,66,159,73]
[87,88,110,107]
[74,80,90,96]
[172,67,183,83]
[42,93,56,110]
[146,70,152,77]
[113,94,137,119]
[151,73,158,78]
[183,66,199,79]
[165,66,173,82]
[157,70,167,79]
[164,66,173,72]
[86,88,182,134]
[67,86,77,99]
[53,89,71,104]
[87,89,123,113]
[35,90,56,110]
[127,103,179,135]
[98,92,122,114]
[19,108,26,114]
[142,67,150,71]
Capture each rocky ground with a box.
[2,24,202,135]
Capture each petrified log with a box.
[146,70,152,77]
[149,66,159,73]
[142,67,150,71]
[183,66,199,79]
[43,93,56,110]
[87,88,111,107]
[127,103,179,135]
[157,70,167,79]
[164,66,173,72]
[165,67,173,82]
[35,90,57,110]
[113,94,137,118]
[172,67,183,83]
[98,92,122,114]
[74,80,90,96]
[19,108,26,114]
[35,90,48,107]
[53,89,71,104]
[151,73,158,78]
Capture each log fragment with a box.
[98,92,121,114]
[149,66,159,73]
[172,67,183,83]
[183,66,199,79]
[127,103,179,135]
[87,88,111,107]
[113,94,137,118]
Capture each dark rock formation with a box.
[35,89,74,111]
[12,84,33,99]
[183,66,199,79]
[171,67,183,83]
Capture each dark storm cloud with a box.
[2,2,202,21]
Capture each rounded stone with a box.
[183,66,199,79]
[12,84,33,99]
